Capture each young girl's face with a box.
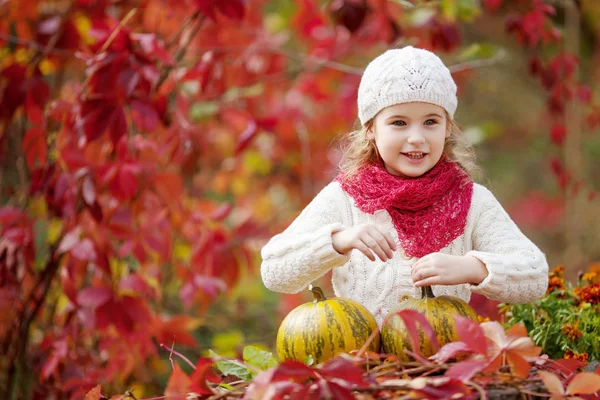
[368,102,449,178]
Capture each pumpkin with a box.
[381,286,478,361]
[276,285,380,364]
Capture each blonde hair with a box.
[337,110,478,181]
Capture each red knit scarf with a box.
[335,159,473,258]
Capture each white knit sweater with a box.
[260,182,549,326]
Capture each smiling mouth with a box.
[402,152,427,159]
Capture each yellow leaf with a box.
[243,150,272,176]
[173,240,191,263]
[47,219,63,244]
[232,176,249,197]
[39,59,56,75]
[212,330,245,358]
[73,12,94,44]
[28,196,48,218]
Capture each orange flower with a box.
[564,349,589,362]
[561,322,583,341]
[574,284,600,305]
[477,315,490,323]
[547,276,565,294]
[551,265,565,277]
[581,271,599,284]
[587,262,600,274]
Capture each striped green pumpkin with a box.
[382,286,478,361]
[276,286,380,364]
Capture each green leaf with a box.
[243,346,278,372]
[304,354,314,366]
[459,43,500,61]
[442,0,481,22]
[189,101,219,122]
[209,350,253,381]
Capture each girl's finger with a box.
[412,267,434,282]
[361,236,388,262]
[355,240,376,262]
[372,224,397,253]
[414,276,439,287]
[367,227,394,259]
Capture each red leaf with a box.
[195,0,217,20]
[445,360,487,382]
[119,273,157,299]
[153,315,200,348]
[117,164,139,199]
[22,128,47,170]
[324,381,355,400]
[547,358,588,377]
[319,357,368,386]
[153,172,183,205]
[578,85,592,104]
[94,247,112,277]
[130,99,159,132]
[454,316,487,355]
[0,207,24,225]
[483,0,503,12]
[507,192,563,230]
[550,124,566,146]
[216,0,245,20]
[77,286,113,308]
[24,74,50,125]
[210,204,232,221]
[58,228,81,254]
[537,370,564,395]
[40,338,68,381]
[395,309,439,358]
[412,377,470,399]
[235,119,258,155]
[506,352,531,379]
[272,361,318,382]
[165,364,191,400]
[71,238,97,261]
[431,342,473,363]
[81,175,96,205]
[83,384,102,400]
[0,64,27,121]
[566,372,600,395]
[81,100,127,145]
[331,0,368,33]
[189,358,217,395]
[131,33,175,65]
[38,16,61,35]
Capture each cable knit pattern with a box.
[260,182,549,327]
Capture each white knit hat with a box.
[357,46,457,125]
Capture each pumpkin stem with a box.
[308,285,327,303]
[421,286,436,299]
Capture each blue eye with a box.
[424,119,438,125]
[392,120,406,126]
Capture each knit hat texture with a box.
[357,46,457,125]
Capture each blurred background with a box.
[0,0,599,398]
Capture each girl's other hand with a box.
[332,223,397,262]
[411,253,488,287]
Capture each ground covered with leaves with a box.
[87,316,600,400]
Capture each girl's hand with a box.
[332,223,397,262]
[411,253,488,287]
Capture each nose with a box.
[406,127,425,144]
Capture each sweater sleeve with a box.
[466,185,549,303]
[260,181,351,294]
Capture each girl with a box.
[260,46,549,326]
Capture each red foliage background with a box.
[0,0,598,398]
